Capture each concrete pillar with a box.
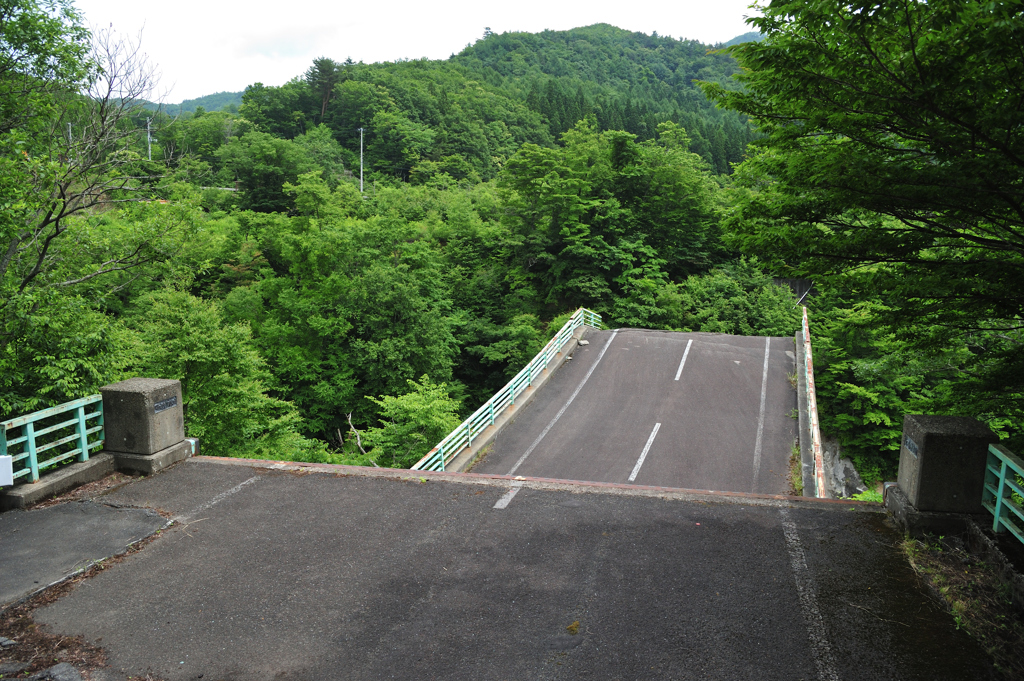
[100,378,197,475]
[897,415,997,514]
[886,415,997,536]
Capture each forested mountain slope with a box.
[159,91,244,116]
[208,25,753,183]
[453,24,755,171]
[236,58,554,183]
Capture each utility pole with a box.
[358,127,364,194]
[146,117,152,161]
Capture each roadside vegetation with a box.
[902,534,1024,680]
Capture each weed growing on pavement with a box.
[852,489,883,503]
[789,441,803,496]
[901,534,1024,680]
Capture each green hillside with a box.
[174,90,243,114]
[722,31,763,47]
[453,24,755,172]
[196,25,755,181]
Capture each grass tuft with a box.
[901,534,1024,679]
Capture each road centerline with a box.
[674,339,693,381]
[177,475,259,521]
[493,483,523,509]
[751,337,770,492]
[627,422,662,482]
[507,330,619,476]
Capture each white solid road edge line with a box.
[751,336,770,492]
[628,422,662,482]
[493,482,523,509]
[779,509,841,681]
[507,329,620,476]
[674,339,693,381]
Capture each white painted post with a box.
[0,455,12,486]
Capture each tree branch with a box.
[347,412,378,466]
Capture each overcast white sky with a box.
[73,0,760,103]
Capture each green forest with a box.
[1,0,1021,486]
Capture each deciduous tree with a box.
[702,0,1024,414]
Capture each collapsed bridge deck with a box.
[473,328,799,494]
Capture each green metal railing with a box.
[412,308,602,472]
[0,395,105,484]
[983,443,1024,546]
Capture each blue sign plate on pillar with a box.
[904,435,919,458]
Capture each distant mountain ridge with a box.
[451,24,756,172]
[163,29,758,117]
[146,91,243,116]
[722,31,764,47]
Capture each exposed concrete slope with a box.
[474,328,798,494]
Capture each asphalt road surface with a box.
[31,459,991,681]
[0,502,166,606]
[475,328,799,493]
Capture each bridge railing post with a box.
[884,414,997,537]
[101,378,197,475]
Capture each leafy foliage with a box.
[704,0,1024,475]
[499,119,723,315]
[361,376,462,468]
[704,0,1024,420]
[674,260,800,337]
[0,291,135,415]
[128,288,319,459]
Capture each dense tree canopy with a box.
[498,119,722,315]
[704,0,1024,465]
[704,1,1024,305]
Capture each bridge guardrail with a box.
[802,307,828,498]
[1,395,105,484]
[411,308,601,472]
[983,443,1024,547]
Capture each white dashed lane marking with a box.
[627,423,662,483]
[674,339,693,381]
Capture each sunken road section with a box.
[475,328,799,494]
[29,457,992,680]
